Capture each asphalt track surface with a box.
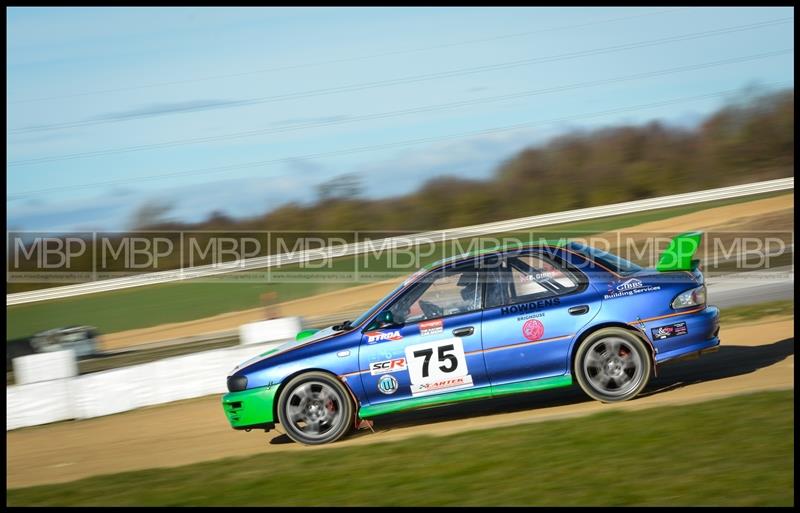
[6,317,793,489]
[708,266,794,308]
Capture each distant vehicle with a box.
[29,326,101,358]
[223,232,720,445]
[7,325,101,372]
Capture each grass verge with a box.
[720,299,794,325]
[7,390,794,506]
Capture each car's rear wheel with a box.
[277,371,354,445]
[574,328,652,403]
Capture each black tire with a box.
[277,371,354,445]
[574,327,652,403]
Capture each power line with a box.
[8,8,687,105]
[7,81,791,201]
[7,48,792,166]
[8,16,792,135]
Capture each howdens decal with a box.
[500,297,560,315]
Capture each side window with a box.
[514,255,579,291]
[486,252,581,308]
[388,268,482,324]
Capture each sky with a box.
[6,6,795,232]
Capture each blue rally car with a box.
[223,232,720,445]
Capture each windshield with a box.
[351,279,408,328]
[565,241,642,275]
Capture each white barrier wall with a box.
[6,380,75,429]
[6,340,283,431]
[239,317,303,345]
[12,349,78,385]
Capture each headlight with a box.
[227,375,248,392]
[671,285,706,309]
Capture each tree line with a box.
[150,87,793,233]
[7,88,793,292]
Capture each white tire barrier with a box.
[6,381,74,430]
[239,316,303,345]
[6,339,284,430]
[12,349,78,385]
[7,317,303,429]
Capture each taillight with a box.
[671,285,706,309]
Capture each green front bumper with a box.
[222,385,278,430]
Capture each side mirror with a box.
[374,310,400,329]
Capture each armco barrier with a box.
[6,339,283,431]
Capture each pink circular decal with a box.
[522,319,544,341]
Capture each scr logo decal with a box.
[370,358,407,375]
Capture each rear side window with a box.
[486,252,582,308]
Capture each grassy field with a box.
[7,390,793,506]
[6,191,791,340]
[720,299,795,324]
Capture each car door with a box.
[359,260,490,406]
[481,248,601,386]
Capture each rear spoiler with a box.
[656,231,703,272]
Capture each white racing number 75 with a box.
[404,337,472,396]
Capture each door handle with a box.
[452,326,474,337]
[568,305,590,315]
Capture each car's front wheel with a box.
[574,328,652,403]
[277,371,354,445]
